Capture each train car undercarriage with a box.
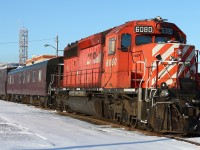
[46,82,200,134]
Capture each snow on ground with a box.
[0,100,199,150]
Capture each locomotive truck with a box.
[3,16,200,134]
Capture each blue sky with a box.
[0,0,200,63]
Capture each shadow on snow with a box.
[24,138,171,150]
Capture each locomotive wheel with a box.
[40,100,46,108]
[66,105,72,113]
[145,123,153,132]
[121,109,129,124]
[52,102,57,109]
[115,113,122,125]
[57,99,66,112]
[131,117,138,128]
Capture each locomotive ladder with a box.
[48,74,55,94]
[131,61,146,88]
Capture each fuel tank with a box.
[67,97,103,117]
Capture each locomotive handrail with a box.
[153,101,173,106]
[48,74,55,94]
[136,61,146,88]
[64,67,101,73]
[195,50,199,88]
[152,60,194,88]
[150,88,157,106]
[52,67,101,89]
[146,66,154,100]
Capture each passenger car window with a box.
[9,76,11,84]
[135,36,152,45]
[19,74,21,83]
[108,38,116,55]
[121,33,131,51]
[12,76,14,84]
[32,71,35,82]
[0,72,4,81]
[27,72,30,83]
[38,70,42,82]
[22,73,25,83]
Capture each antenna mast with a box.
[19,28,28,64]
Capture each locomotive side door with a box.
[101,33,131,89]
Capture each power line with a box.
[0,38,55,45]
[0,41,18,44]
[29,38,55,43]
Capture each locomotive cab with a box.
[102,16,192,90]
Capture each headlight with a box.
[184,62,190,66]
[177,49,182,56]
[160,89,170,98]
[177,57,182,61]
[161,82,168,89]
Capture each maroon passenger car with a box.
[0,67,16,99]
[7,57,63,104]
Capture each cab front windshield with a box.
[155,36,170,43]
[136,35,185,45]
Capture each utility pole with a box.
[44,35,59,57]
[56,35,58,57]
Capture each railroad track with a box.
[56,111,200,147]
[22,104,200,147]
[165,135,200,146]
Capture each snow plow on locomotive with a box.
[49,16,200,134]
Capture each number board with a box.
[161,28,173,35]
[135,26,153,33]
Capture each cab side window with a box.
[121,33,131,51]
[108,38,116,55]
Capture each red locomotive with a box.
[59,16,200,133]
[2,16,200,134]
